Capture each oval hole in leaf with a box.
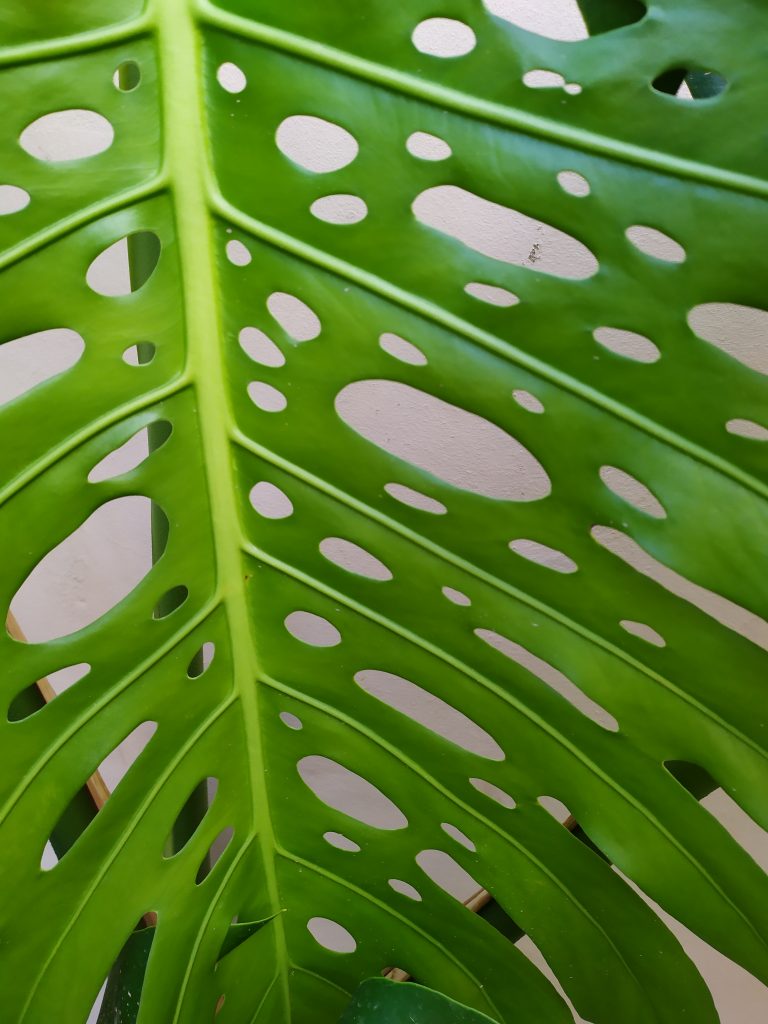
[310,194,367,225]
[239,327,285,367]
[113,60,141,91]
[389,879,422,901]
[0,184,30,214]
[11,497,160,642]
[248,381,287,412]
[476,628,619,730]
[652,68,727,100]
[413,185,598,280]
[592,526,768,650]
[320,538,392,581]
[217,61,247,93]
[276,115,359,173]
[379,332,427,366]
[336,380,551,501]
[20,109,114,162]
[470,777,517,809]
[354,669,505,761]
[593,326,661,363]
[187,641,215,678]
[626,225,686,263]
[385,482,447,515]
[523,69,567,90]
[280,711,303,730]
[285,611,341,647]
[412,18,477,57]
[442,822,476,852]
[165,777,219,856]
[557,170,590,196]
[688,303,768,375]
[88,421,171,483]
[226,239,251,266]
[297,756,407,829]
[267,292,321,341]
[323,832,360,853]
[620,619,666,647]
[196,826,234,884]
[406,131,452,161]
[87,232,161,296]
[509,539,578,574]
[512,389,544,414]
[599,466,666,519]
[7,663,91,722]
[416,849,481,901]
[307,917,357,953]
[250,481,294,519]
[726,418,768,441]
[442,586,471,606]
[465,282,519,307]
[0,328,84,406]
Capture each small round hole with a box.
[122,342,156,366]
[113,61,141,91]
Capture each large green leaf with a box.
[1,1,767,1022]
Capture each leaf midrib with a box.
[154,0,291,1021]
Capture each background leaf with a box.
[339,978,500,1024]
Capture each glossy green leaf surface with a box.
[340,978,500,1024]
[1,1,768,1021]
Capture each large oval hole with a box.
[276,116,359,173]
[20,109,114,162]
[412,18,477,58]
[354,669,504,760]
[687,303,768,375]
[297,755,407,829]
[0,329,84,406]
[336,380,550,501]
[412,185,598,280]
[10,497,161,642]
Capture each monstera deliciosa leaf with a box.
[1,0,768,1021]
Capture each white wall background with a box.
[2,2,767,1020]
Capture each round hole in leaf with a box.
[113,60,141,91]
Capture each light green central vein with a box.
[154,0,290,1020]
